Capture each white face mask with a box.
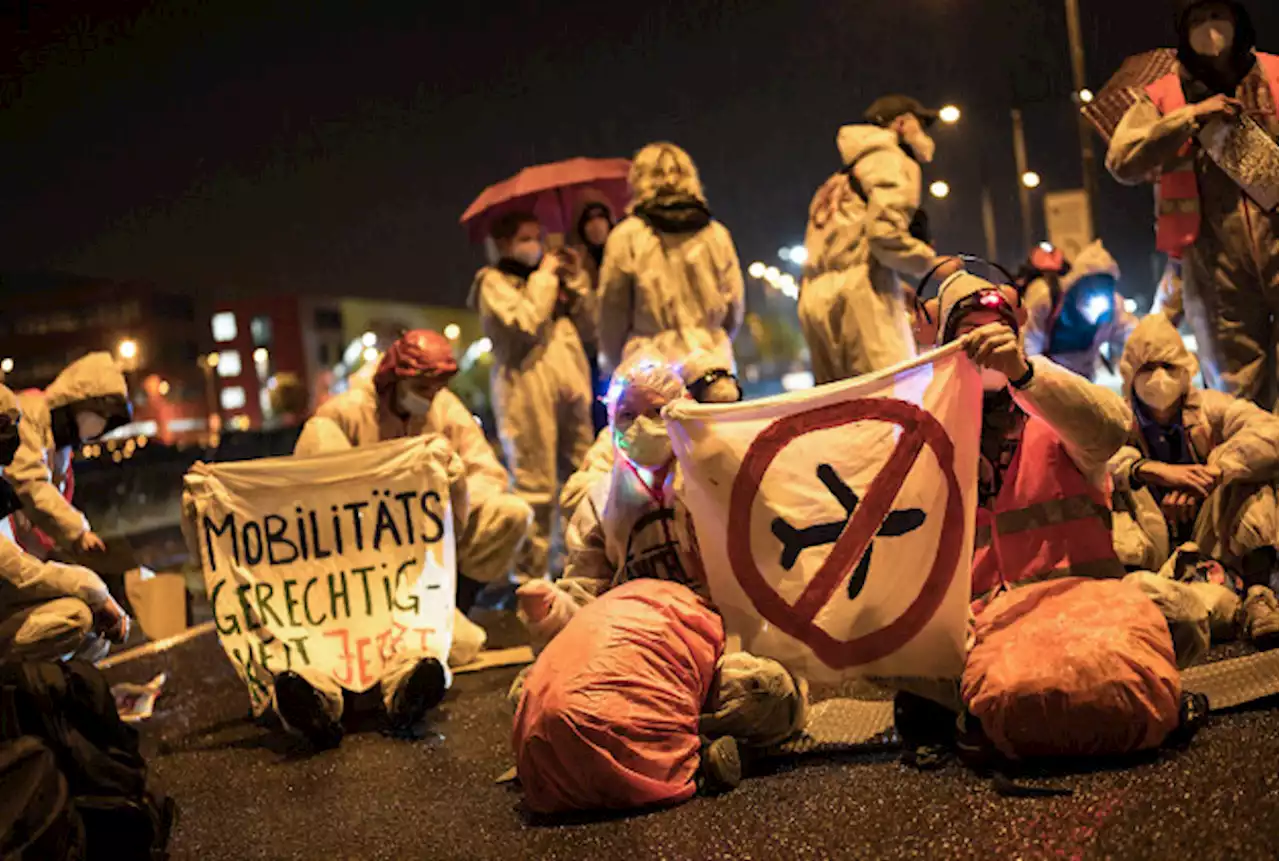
[75,412,108,441]
[510,242,543,267]
[903,127,936,164]
[981,367,1009,392]
[616,415,673,469]
[398,385,434,416]
[1135,368,1184,411]
[1189,20,1234,57]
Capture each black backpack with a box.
[0,660,176,861]
[0,735,86,860]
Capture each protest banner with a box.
[183,436,458,713]
[667,344,980,683]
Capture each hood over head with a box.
[862,94,939,128]
[935,272,1021,346]
[604,351,685,425]
[836,125,904,169]
[571,187,618,246]
[44,353,132,448]
[1118,313,1200,403]
[1059,239,1120,293]
[1175,0,1257,93]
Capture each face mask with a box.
[1135,368,1184,411]
[1188,20,1233,57]
[75,412,108,442]
[398,385,434,417]
[510,242,543,267]
[903,127,936,164]
[981,367,1008,392]
[616,415,673,469]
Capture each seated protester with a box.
[1108,313,1278,647]
[1020,240,1137,382]
[517,356,805,781]
[896,264,1133,763]
[0,385,129,661]
[5,353,133,560]
[558,349,742,535]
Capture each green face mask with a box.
[616,415,673,469]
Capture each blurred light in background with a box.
[444,323,461,340]
[781,371,815,392]
[1021,171,1042,189]
[938,104,961,124]
[748,261,766,278]
[361,331,377,347]
[929,180,950,199]
[1,358,12,373]
[1123,298,1138,313]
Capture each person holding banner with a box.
[470,212,597,582]
[1,385,129,662]
[4,352,133,560]
[294,329,533,661]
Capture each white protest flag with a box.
[183,436,457,713]
[668,344,981,683]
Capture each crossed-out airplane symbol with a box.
[770,464,926,600]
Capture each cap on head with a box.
[605,352,685,423]
[373,330,458,393]
[934,273,1022,345]
[863,94,938,128]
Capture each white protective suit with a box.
[1,385,119,662]
[294,380,532,665]
[470,262,596,581]
[597,144,745,372]
[1022,240,1138,381]
[1108,314,1278,572]
[4,353,129,556]
[798,125,936,383]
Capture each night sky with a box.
[2,0,1276,307]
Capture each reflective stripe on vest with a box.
[970,417,1120,602]
[1144,54,1280,258]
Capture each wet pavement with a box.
[105,613,1278,861]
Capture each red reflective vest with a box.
[971,416,1123,609]
[1144,53,1279,258]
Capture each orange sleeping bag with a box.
[512,579,725,814]
[962,577,1182,759]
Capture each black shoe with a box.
[456,574,486,614]
[697,736,742,795]
[274,671,343,750]
[388,658,449,730]
[894,691,957,770]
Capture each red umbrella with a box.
[1083,48,1180,144]
[460,157,632,244]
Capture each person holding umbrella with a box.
[597,142,745,373]
[469,211,596,581]
[1106,0,1278,410]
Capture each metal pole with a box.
[980,186,999,262]
[1011,108,1034,252]
[1064,0,1099,235]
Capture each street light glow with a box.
[361,346,379,363]
[1021,171,1042,189]
[158,380,171,396]
[117,339,138,361]
[444,323,461,340]
[778,247,792,263]
[361,331,377,347]
[765,266,781,281]
[789,245,808,264]
[929,180,950,199]
[206,352,221,369]
[748,261,766,279]
[938,104,961,124]
[0,358,12,373]
[253,347,269,363]
[1078,88,1094,104]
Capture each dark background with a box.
[2,0,1276,306]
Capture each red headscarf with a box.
[372,330,458,393]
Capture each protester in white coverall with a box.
[516,355,807,788]
[1107,314,1278,648]
[558,349,743,536]
[0,385,129,661]
[1022,240,1138,382]
[294,329,533,666]
[798,94,945,384]
[470,211,596,581]
[598,143,745,373]
[4,353,132,560]
[1106,0,1278,410]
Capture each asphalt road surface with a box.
[105,613,1278,861]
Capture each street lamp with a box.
[938,104,961,125]
[444,323,461,340]
[0,358,12,374]
[929,180,950,199]
[748,261,766,279]
[117,339,138,361]
[1077,88,1094,104]
[1021,171,1042,189]
[361,331,377,348]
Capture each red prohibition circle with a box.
[726,397,964,669]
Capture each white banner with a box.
[183,437,456,712]
[668,345,980,682]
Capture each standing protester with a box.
[1,385,129,661]
[799,95,945,384]
[471,211,596,581]
[598,143,745,373]
[293,329,533,662]
[1106,0,1278,410]
[570,189,619,432]
[4,352,133,560]
[1021,240,1138,382]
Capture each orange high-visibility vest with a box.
[971,417,1123,608]
[1144,53,1280,258]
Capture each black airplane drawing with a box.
[771,464,926,600]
